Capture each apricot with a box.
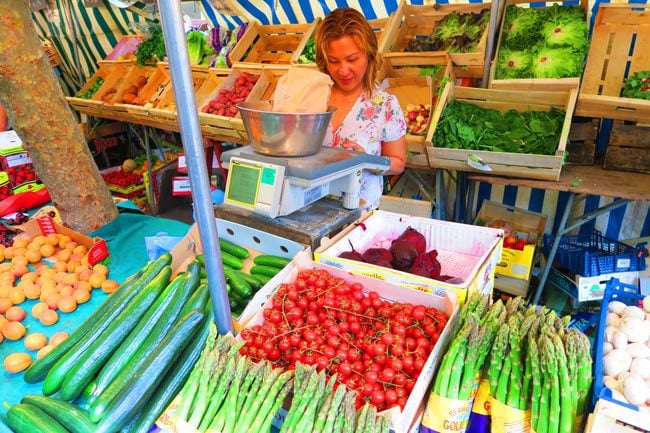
[57,296,77,313]
[4,352,32,373]
[89,273,106,289]
[72,288,90,304]
[24,333,47,351]
[92,264,109,276]
[101,279,119,294]
[49,331,69,347]
[39,243,55,257]
[2,321,26,340]
[5,306,26,322]
[0,297,13,313]
[37,345,54,359]
[31,302,49,319]
[38,309,59,326]
[9,288,25,305]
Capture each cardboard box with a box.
[243,252,459,433]
[167,217,306,330]
[547,267,639,302]
[15,216,110,266]
[475,200,547,282]
[315,210,503,304]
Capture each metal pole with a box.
[157,0,233,334]
[481,0,500,88]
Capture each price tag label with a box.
[177,153,187,173]
[172,176,191,196]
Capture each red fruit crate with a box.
[0,171,12,201]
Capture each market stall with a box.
[1,0,650,433]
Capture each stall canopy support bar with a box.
[158,0,233,334]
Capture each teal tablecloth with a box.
[0,213,189,431]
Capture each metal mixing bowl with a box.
[237,100,335,157]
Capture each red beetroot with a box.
[339,250,363,261]
[362,248,393,265]
[395,227,426,255]
[389,240,418,271]
[410,249,442,279]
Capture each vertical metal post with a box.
[157,0,233,334]
[481,0,500,88]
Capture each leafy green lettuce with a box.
[531,47,583,79]
[495,49,532,79]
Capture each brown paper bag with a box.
[272,68,333,113]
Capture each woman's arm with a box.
[381,136,407,175]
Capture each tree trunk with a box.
[0,0,118,233]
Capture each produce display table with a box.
[466,164,650,304]
[213,197,362,252]
[0,213,190,431]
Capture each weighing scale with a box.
[221,146,391,218]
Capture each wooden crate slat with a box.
[581,26,613,94]
[256,52,294,64]
[229,20,260,63]
[602,29,636,97]
[566,117,598,165]
[265,34,305,49]
[426,154,563,180]
[604,121,650,173]
[430,146,564,168]
[629,24,650,74]
[576,95,650,122]
[260,23,312,35]
[455,86,570,106]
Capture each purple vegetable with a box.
[390,240,419,271]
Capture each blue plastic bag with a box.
[145,232,184,261]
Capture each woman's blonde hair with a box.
[316,8,379,95]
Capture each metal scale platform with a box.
[221,145,390,218]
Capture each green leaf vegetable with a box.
[433,99,565,155]
[495,49,532,79]
[623,70,650,100]
[530,47,584,79]
[497,4,588,79]
[299,37,316,64]
[405,10,490,54]
[186,31,214,66]
[135,25,166,66]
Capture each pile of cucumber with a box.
[7,253,211,433]
[198,238,291,316]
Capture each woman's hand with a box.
[341,139,366,153]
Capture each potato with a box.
[4,352,32,373]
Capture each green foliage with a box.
[433,99,566,156]
[495,49,533,79]
[623,70,650,100]
[298,37,316,64]
[405,10,490,53]
[531,47,584,79]
[135,25,166,66]
[497,4,589,80]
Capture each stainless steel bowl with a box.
[237,101,335,157]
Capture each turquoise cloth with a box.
[0,213,189,430]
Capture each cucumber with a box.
[254,273,273,285]
[6,403,70,433]
[180,282,209,318]
[224,267,252,299]
[230,297,242,311]
[220,251,244,270]
[234,271,263,290]
[218,238,250,259]
[184,261,202,293]
[38,254,171,392]
[21,395,96,433]
[23,269,144,384]
[92,311,206,433]
[250,265,283,278]
[89,278,201,421]
[59,266,172,401]
[118,320,210,433]
[253,254,291,268]
[88,271,194,403]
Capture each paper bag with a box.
[272,68,333,113]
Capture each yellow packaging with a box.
[489,397,531,433]
[421,392,472,433]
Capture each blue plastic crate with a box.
[543,231,647,277]
[592,277,642,412]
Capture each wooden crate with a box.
[488,0,589,91]
[577,3,650,123]
[604,120,650,173]
[379,0,493,79]
[229,21,317,65]
[67,63,127,112]
[566,116,599,165]
[109,65,156,107]
[196,65,272,140]
[156,67,229,111]
[425,82,577,180]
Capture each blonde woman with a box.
[316,7,407,209]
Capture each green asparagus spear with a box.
[529,337,542,432]
[553,334,573,433]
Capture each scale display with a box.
[225,160,261,207]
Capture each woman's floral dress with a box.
[322,86,406,209]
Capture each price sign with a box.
[225,161,261,207]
